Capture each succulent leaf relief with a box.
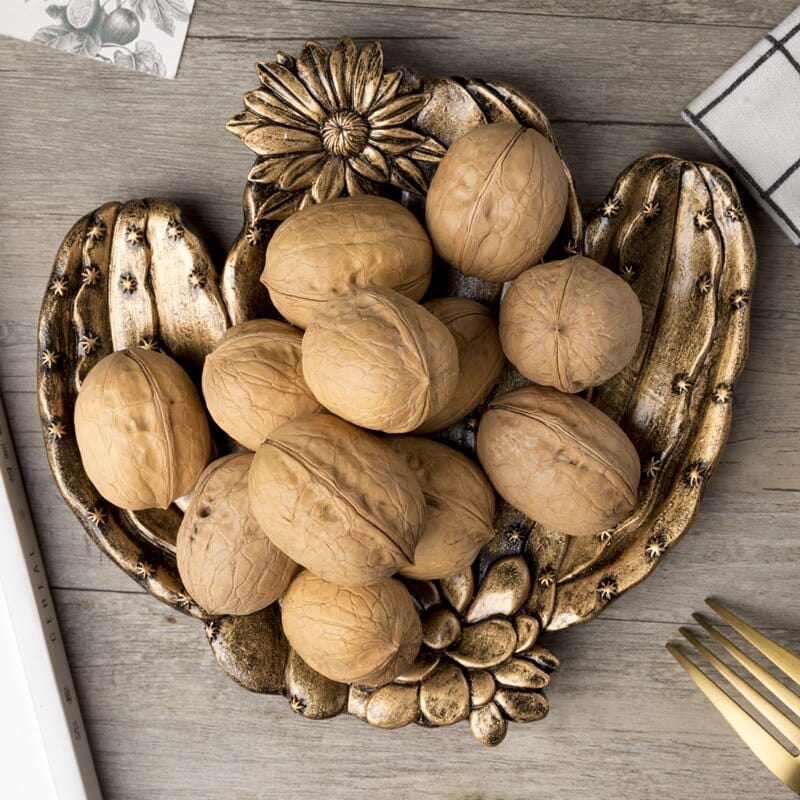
[343,557,556,745]
[227,37,445,218]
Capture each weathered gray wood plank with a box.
[303,0,798,28]
[54,588,800,800]
[0,6,781,127]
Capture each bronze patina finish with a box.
[37,37,754,746]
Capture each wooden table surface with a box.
[2,2,800,798]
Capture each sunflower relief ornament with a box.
[226,38,446,219]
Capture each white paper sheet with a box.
[0,0,196,78]
[0,393,102,799]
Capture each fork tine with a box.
[706,599,800,685]
[667,644,800,794]
[694,613,800,719]
[679,627,800,749]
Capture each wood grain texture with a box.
[1,0,799,797]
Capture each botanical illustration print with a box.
[4,0,194,78]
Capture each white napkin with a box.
[683,7,800,246]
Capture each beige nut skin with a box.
[74,348,210,510]
[500,256,642,393]
[176,453,297,616]
[302,287,459,434]
[248,414,426,586]
[414,297,505,434]
[281,570,422,686]
[384,437,495,580]
[263,195,432,329]
[425,122,568,282]
[477,385,640,536]
[202,319,323,451]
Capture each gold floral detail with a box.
[730,289,750,310]
[672,373,692,395]
[597,576,618,601]
[563,238,580,255]
[175,593,193,610]
[724,204,742,222]
[712,382,732,405]
[246,223,265,245]
[643,454,662,478]
[46,420,66,439]
[684,461,708,488]
[506,523,527,545]
[86,218,107,244]
[204,620,220,640]
[619,264,636,282]
[600,196,620,218]
[87,505,107,526]
[119,273,138,294]
[51,277,68,297]
[694,208,712,230]
[645,534,667,560]
[165,217,185,241]
[125,224,145,247]
[138,336,159,351]
[642,199,660,219]
[81,264,101,286]
[696,272,713,295]
[538,566,556,588]
[78,331,100,356]
[189,268,207,289]
[134,560,154,579]
[289,695,307,714]
[226,37,445,216]
[41,349,60,369]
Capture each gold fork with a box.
[668,599,800,795]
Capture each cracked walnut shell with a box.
[202,319,322,450]
[302,287,459,433]
[74,348,210,510]
[414,297,505,434]
[477,385,640,536]
[500,256,642,393]
[281,570,422,686]
[263,195,432,329]
[248,414,426,586]
[176,453,297,616]
[425,122,569,282]
[384,436,495,580]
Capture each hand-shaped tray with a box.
[37,37,755,746]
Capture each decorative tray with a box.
[37,37,755,746]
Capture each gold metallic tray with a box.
[37,37,755,746]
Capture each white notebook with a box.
[0,392,101,800]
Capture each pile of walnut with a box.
[74,122,643,688]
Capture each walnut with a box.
[425,122,568,282]
[248,414,426,586]
[202,319,323,450]
[499,256,642,393]
[384,437,495,580]
[414,297,505,434]
[176,453,297,615]
[301,287,459,434]
[477,385,640,536]
[263,195,432,329]
[281,570,422,686]
[74,348,210,510]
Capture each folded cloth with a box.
[683,7,800,246]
